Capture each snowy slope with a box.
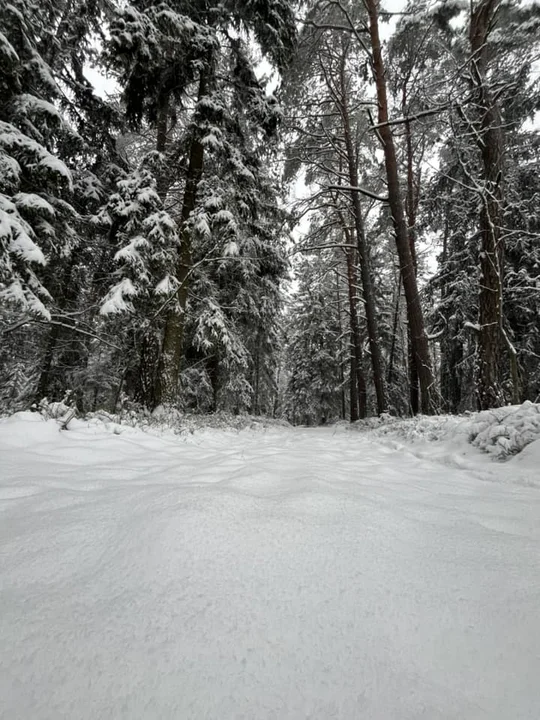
[353,401,540,487]
[1,412,540,719]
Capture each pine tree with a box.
[0,0,77,318]
[423,0,540,410]
[104,0,297,407]
[284,256,348,425]
[283,5,389,416]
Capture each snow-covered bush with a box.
[84,404,291,436]
[350,402,540,462]
[467,402,540,459]
[37,395,73,420]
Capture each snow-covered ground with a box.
[1,411,540,719]
[354,401,540,487]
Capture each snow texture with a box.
[14,192,55,217]
[358,402,540,483]
[0,31,19,63]
[0,203,45,265]
[37,155,73,190]
[154,274,178,295]
[100,277,138,314]
[1,412,540,720]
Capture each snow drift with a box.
[1,410,539,719]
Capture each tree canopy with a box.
[1,0,539,420]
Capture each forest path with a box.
[1,415,540,719]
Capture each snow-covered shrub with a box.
[351,401,540,462]
[87,405,291,436]
[38,395,73,420]
[467,402,540,459]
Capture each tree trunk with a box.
[404,118,420,415]
[365,0,437,414]
[338,54,387,415]
[349,349,359,423]
[440,320,463,414]
[345,244,367,419]
[36,257,80,400]
[155,91,170,200]
[252,332,262,415]
[207,352,219,412]
[335,270,347,420]
[155,73,208,406]
[439,218,463,413]
[469,0,506,410]
[387,283,400,389]
[133,89,171,409]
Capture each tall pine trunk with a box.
[404,118,419,415]
[155,73,208,406]
[468,0,508,409]
[335,270,347,420]
[338,55,387,415]
[135,90,171,409]
[345,242,367,420]
[365,0,437,414]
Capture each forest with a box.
[1,0,539,424]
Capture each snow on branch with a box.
[326,184,389,203]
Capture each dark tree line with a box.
[283,0,540,422]
[1,0,539,422]
[1,0,296,416]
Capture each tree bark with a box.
[364,0,437,414]
[155,91,170,201]
[387,282,400,389]
[345,242,367,420]
[469,0,506,410]
[404,117,419,415]
[155,73,208,406]
[134,89,171,409]
[334,270,347,420]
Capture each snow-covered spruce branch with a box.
[150,243,285,321]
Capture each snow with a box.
[223,240,239,256]
[1,412,540,719]
[14,94,63,124]
[7,224,45,263]
[0,30,19,63]
[37,155,73,191]
[0,277,51,319]
[194,213,212,238]
[114,235,148,265]
[0,203,46,264]
[14,192,55,217]
[135,188,160,207]
[100,277,138,314]
[0,152,21,189]
[155,274,178,295]
[358,402,540,485]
